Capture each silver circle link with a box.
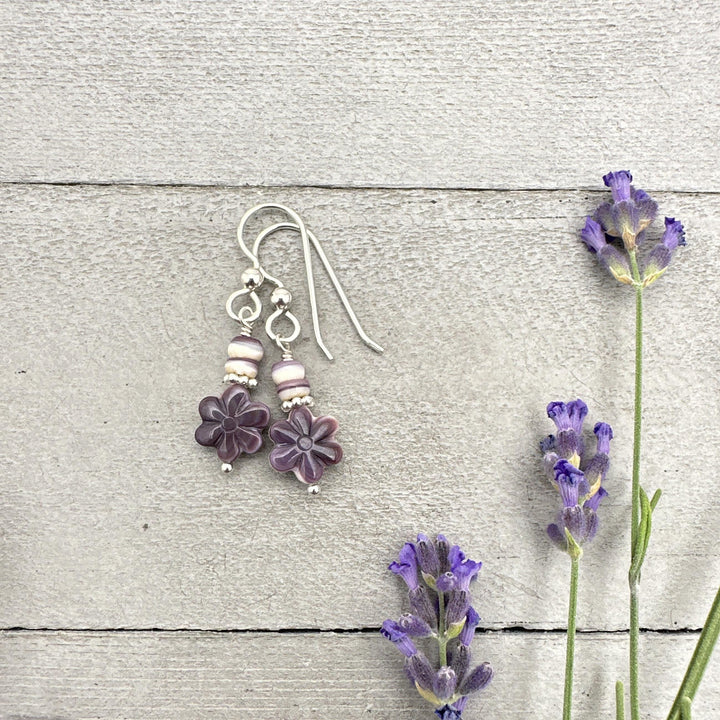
[266,307,301,350]
[226,288,262,325]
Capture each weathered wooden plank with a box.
[0,185,718,631]
[1,1,719,190]
[0,630,718,719]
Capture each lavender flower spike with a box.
[542,400,613,556]
[581,172,684,286]
[382,535,493,717]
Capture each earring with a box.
[194,265,272,473]
[237,204,383,493]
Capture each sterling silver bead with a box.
[241,267,263,289]
[308,484,320,495]
[270,287,293,309]
[221,463,233,473]
[224,373,248,385]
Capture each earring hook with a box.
[237,204,384,360]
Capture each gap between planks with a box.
[0,626,704,636]
[2,180,720,196]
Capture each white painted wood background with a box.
[1,2,719,719]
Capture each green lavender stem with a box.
[563,556,580,720]
[616,680,626,720]
[667,586,720,720]
[629,252,643,720]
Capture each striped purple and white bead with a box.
[271,359,313,407]
[224,335,264,384]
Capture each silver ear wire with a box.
[236,204,384,360]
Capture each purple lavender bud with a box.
[614,200,641,248]
[381,619,418,657]
[407,651,436,692]
[546,401,569,429]
[445,589,471,626]
[547,400,587,434]
[583,507,600,542]
[603,170,633,202]
[642,216,685,286]
[452,697,468,714]
[594,422,613,455]
[433,666,457,701]
[596,201,619,237]
[409,586,438,629]
[632,190,658,232]
[447,543,466,569]
[542,450,560,480]
[459,606,480,646]
[450,643,470,684]
[599,244,633,284]
[416,534,441,577]
[583,453,609,494]
[642,244,672,283]
[434,706,462,720]
[554,460,588,507]
[436,535,451,573]
[567,399,588,434]
[458,662,493,695]
[540,434,556,454]
[397,613,434,638]
[556,429,583,462]
[561,505,587,541]
[453,559,482,591]
[584,486,608,513]
[436,572,456,592]
[547,522,567,549]
[662,217,686,250]
[580,217,607,254]
[389,542,420,591]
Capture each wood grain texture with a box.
[1,184,718,632]
[1,1,720,190]
[0,630,719,719]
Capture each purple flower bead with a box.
[269,406,343,485]
[195,384,271,464]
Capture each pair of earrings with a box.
[194,204,383,493]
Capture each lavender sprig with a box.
[579,172,708,720]
[541,400,612,720]
[382,535,492,719]
[580,171,685,288]
[541,400,613,557]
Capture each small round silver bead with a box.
[221,463,233,473]
[224,373,254,387]
[281,399,294,412]
[241,267,263,289]
[308,484,320,495]
[270,287,293,309]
